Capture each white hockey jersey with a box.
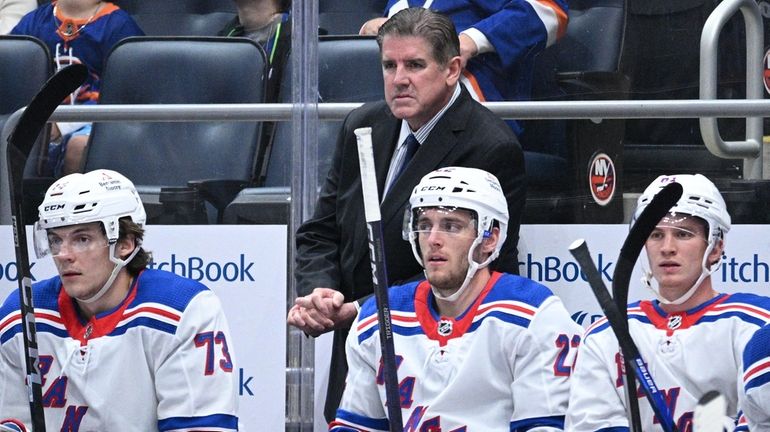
[566,293,770,432]
[0,269,239,431]
[330,272,582,431]
[737,323,770,431]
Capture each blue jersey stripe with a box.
[1,322,69,344]
[332,408,389,431]
[112,317,178,337]
[746,370,770,391]
[470,311,532,332]
[698,311,768,327]
[510,415,564,431]
[158,413,238,431]
[586,321,612,337]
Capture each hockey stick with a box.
[612,182,683,431]
[353,127,403,431]
[692,390,730,432]
[569,239,678,432]
[6,64,88,432]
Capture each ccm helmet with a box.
[34,169,146,303]
[634,174,730,305]
[403,167,508,301]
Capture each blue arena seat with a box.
[223,36,383,224]
[0,35,53,224]
[519,0,629,223]
[114,0,237,36]
[82,36,267,224]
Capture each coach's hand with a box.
[287,288,357,337]
[458,34,478,69]
[359,17,387,36]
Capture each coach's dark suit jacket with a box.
[295,86,526,422]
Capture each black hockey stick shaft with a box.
[570,239,678,432]
[611,182,683,431]
[7,64,88,432]
[612,182,683,313]
[354,127,403,431]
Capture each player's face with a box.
[49,223,115,301]
[381,35,461,131]
[645,214,715,298]
[415,208,478,294]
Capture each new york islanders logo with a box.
[588,152,616,206]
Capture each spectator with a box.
[0,0,35,34]
[0,169,239,431]
[287,7,526,423]
[359,0,568,136]
[566,174,770,431]
[330,167,580,430]
[218,0,291,102]
[11,0,144,176]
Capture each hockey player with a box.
[737,323,770,430]
[0,170,239,431]
[329,167,581,431]
[566,174,770,431]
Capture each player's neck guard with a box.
[641,240,722,306]
[78,242,141,304]
[431,236,494,303]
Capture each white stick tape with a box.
[354,127,381,222]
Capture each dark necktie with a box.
[392,134,419,186]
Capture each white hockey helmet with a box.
[36,169,146,245]
[633,174,730,305]
[403,167,508,301]
[34,169,146,303]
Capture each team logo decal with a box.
[437,319,453,336]
[667,314,682,330]
[588,152,616,206]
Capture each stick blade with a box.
[612,181,683,305]
[7,64,88,159]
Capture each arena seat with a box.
[223,36,383,224]
[0,35,53,225]
[318,0,387,35]
[82,37,267,224]
[620,0,744,192]
[114,0,237,36]
[519,0,629,223]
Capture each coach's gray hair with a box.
[376,7,460,67]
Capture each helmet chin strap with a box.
[78,242,141,304]
[431,236,495,303]
[642,242,721,306]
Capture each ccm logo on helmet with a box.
[420,186,446,191]
[44,204,65,211]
